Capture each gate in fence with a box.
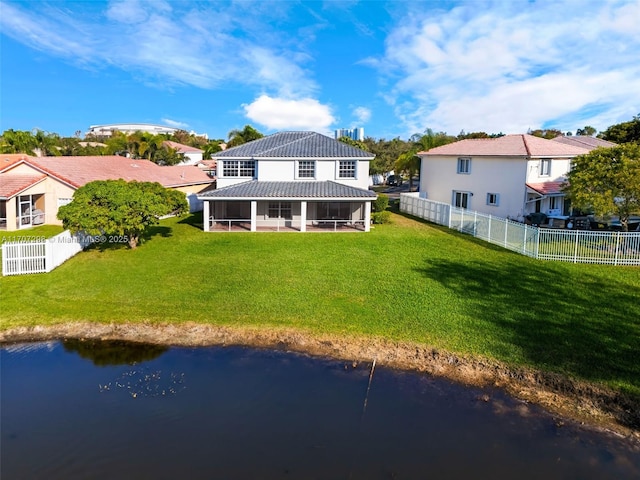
[2,230,91,276]
[400,194,640,266]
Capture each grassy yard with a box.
[1,212,639,398]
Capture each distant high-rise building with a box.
[334,127,364,142]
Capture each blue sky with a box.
[1,0,639,141]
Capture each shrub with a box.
[373,193,389,212]
[372,211,391,224]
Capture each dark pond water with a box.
[1,340,639,479]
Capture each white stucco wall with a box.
[419,155,529,220]
[216,158,371,190]
[525,157,572,183]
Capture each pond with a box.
[1,340,639,479]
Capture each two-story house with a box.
[197,131,376,232]
[417,134,612,222]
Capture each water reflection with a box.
[62,338,168,366]
[1,341,639,479]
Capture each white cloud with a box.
[378,0,640,135]
[0,1,316,96]
[244,95,335,131]
[161,118,189,129]
[352,107,371,125]
[105,0,157,24]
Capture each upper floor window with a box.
[298,160,315,178]
[338,160,356,178]
[222,160,255,177]
[540,158,551,176]
[457,157,471,174]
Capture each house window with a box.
[457,157,471,174]
[486,193,500,206]
[268,202,292,219]
[298,161,315,178]
[338,160,356,178]
[222,160,255,177]
[57,198,73,207]
[540,159,551,176]
[453,191,471,209]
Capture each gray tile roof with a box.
[213,131,374,158]
[198,181,377,199]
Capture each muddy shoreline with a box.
[2,321,639,446]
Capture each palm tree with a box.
[33,129,61,156]
[227,125,264,148]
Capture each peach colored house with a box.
[418,134,610,222]
[0,155,214,231]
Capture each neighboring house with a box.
[551,135,617,149]
[163,141,204,165]
[197,131,376,232]
[418,134,609,221]
[0,155,215,231]
[197,160,217,178]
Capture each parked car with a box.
[387,175,403,186]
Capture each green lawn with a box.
[1,212,639,398]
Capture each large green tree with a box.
[598,115,640,144]
[528,128,564,139]
[563,143,640,231]
[58,180,188,248]
[0,129,37,154]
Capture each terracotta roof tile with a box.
[526,181,565,195]
[419,134,590,157]
[1,154,33,172]
[26,156,214,188]
[0,174,47,199]
[163,141,203,153]
[551,135,617,149]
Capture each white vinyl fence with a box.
[2,230,92,276]
[400,194,640,266]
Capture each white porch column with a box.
[251,201,257,232]
[364,201,372,232]
[203,200,210,232]
[300,201,307,232]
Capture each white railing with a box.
[2,230,91,276]
[208,217,366,232]
[400,194,640,266]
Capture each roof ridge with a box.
[521,134,532,156]
[257,132,316,156]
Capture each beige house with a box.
[0,154,214,231]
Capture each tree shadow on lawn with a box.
[414,257,640,428]
[86,225,173,252]
[177,212,203,230]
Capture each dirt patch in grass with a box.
[2,321,639,445]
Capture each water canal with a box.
[1,340,639,479]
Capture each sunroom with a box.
[198,181,376,232]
